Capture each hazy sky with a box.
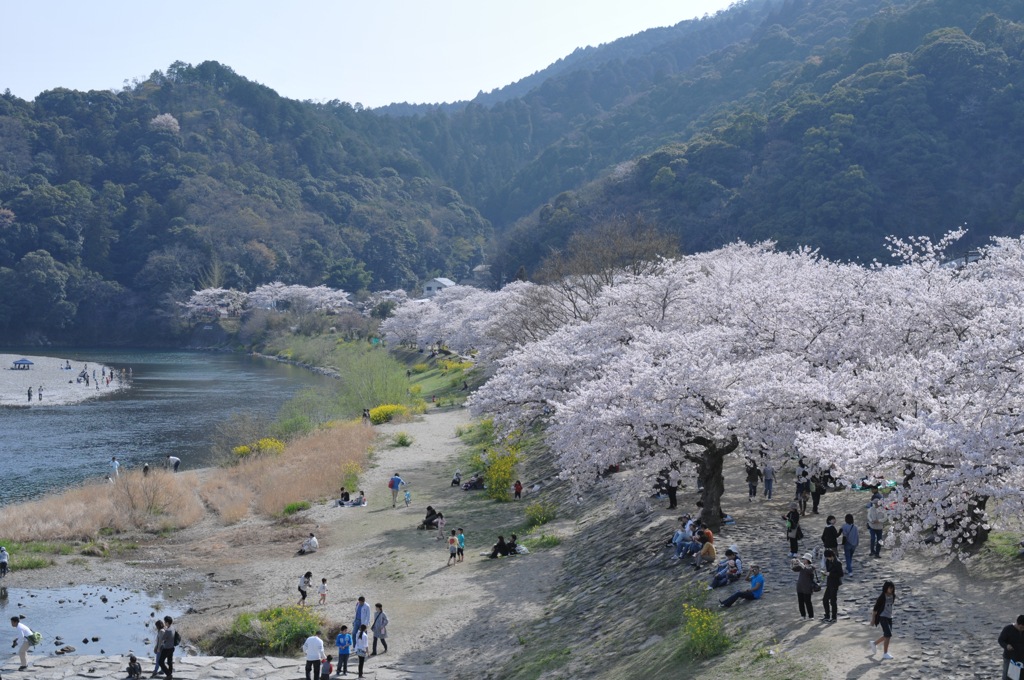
[1,1,737,107]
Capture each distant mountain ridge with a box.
[2,0,1024,342]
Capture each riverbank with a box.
[0,353,128,407]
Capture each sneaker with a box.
[820,615,831,621]
[719,601,726,608]
[882,653,894,660]
[670,555,680,560]
[829,618,837,623]
[706,586,714,591]
[869,641,876,655]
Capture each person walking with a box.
[370,603,389,655]
[820,548,843,623]
[27,386,32,402]
[456,528,465,563]
[841,513,859,576]
[998,615,1024,680]
[809,474,823,514]
[110,456,120,478]
[352,597,371,638]
[388,472,406,508]
[150,619,164,678]
[784,503,802,557]
[158,616,177,680]
[792,553,817,620]
[10,616,32,671]
[762,461,775,499]
[794,458,810,499]
[867,499,886,558]
[354,625,369,678]
[869,581,897,660]
[745,461,762,502]
[0,545,8,578]
[821,515,840,567]
[719,564,764,608]
[334,625,353,676]
[302,630,326,680]
[298,571,313,606]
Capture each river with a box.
[0,349,336,504]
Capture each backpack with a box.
[28,631,43,646]
[388,478,395,489]
[173,630,181,647]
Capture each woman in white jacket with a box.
[354,624,370,678]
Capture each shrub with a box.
[484,449,519,502]
[10,555,53,570]
[522,534,561,550]
[525,500,557,528]
[271,415,314,440]
[440,359,473,373]
[339,460,361,492]
[232,445,252,458]
[393,432,413,447]
[282,501,311,516]
[221,606,325,655]
[409,384,422,396]
[369,404,408,424]
[411,363,429,374]
[682,603,730,658]
[254,438,286,455]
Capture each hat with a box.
[801,552,813,562]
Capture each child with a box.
[435,512,446,540]
[335,625,352,677]
[320,654,333,679]
[404,488,412,507]
[456,527,465,563]
[318,578,328,605]
[447,529,458,566]
[126,654,142,679]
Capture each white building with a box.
[422,277,456,297]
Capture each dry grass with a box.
[0,470,204,542]
[222,421,372,517]
[0,422,373,541]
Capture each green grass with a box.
[212,605,325,656]
[524,500,557,528]
[282,501,311,516]
[0,539,74,555]
[507,646,572,680]
[981,531,1023,559]
[10,555,53,570]
[392,432,413,447]
[521,534,561,550]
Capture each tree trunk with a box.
[698,448,727,533]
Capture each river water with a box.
[0,350,335,504]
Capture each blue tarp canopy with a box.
[12,358,33,367]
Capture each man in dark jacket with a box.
[999,615,1024,680]
[820,549,844,623]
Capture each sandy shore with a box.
[0,353,129,407]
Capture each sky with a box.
[1,1,738,108]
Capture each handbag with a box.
[1008,660,1022,680]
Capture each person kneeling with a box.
[720,564,764,608]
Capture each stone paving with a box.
[0,654,446,679]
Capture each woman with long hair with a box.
[870,581,896,660]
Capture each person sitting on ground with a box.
[344,490,366,507]
[672,520,704,560]
[693,531,716,570]
[338,487,351,505]
[462,474,484,491]
[507,534,519,555]
[488,535,511,558]
[669,517,691,555]
[126,653,143,679]
[419,506,439,530]
[709,548,742,588]
[451,470,462,487]
[719,564,764,608]
[299,533,319,555]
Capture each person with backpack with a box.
[841,513,859,576]
[867,498,887,558]
[388,472,406,508]
[158,615,178,679]
[10,616,33,671]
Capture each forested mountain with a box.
[2,0,1023,343]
